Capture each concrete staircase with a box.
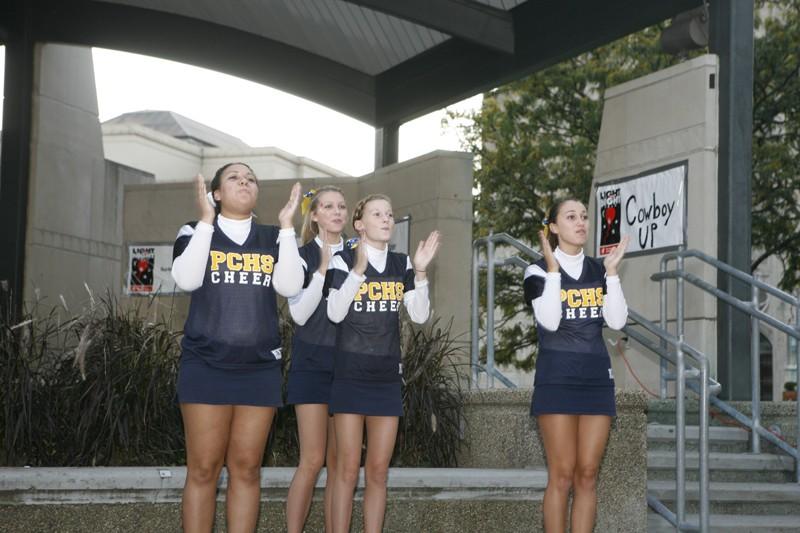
[646,423,800,532]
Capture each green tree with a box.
[751,1,800,289]
[454,3,800,369]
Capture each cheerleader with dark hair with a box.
[523,198,629,533]
[171,163,304,533]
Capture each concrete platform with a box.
[0,467,550,533]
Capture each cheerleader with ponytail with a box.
[524,198,629,532]
[285,186,348,533]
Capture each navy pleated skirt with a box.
[177,352,283,407]
[329,379,402,417]
[531,384,616,417]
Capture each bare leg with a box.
[181,403,233,533]
[570,415,611,533]
[324,414,338,533]
[538,414,579,533]
[225,405,274,533]
[362,416,398,533]
[331,413,365,533]
[286,404,330,533]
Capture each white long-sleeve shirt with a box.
[326,242,430,324]
[524,247,628,331]
[287,236,344,326]
[170,215,304,297]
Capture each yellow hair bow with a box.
[300,189,317,216]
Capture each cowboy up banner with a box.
[595,161,687,257]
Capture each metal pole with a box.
[751,281,761,454]
[471,243,481,388]
[675,254,686,524]
[711,0,755,401]
[796,300,800,483]
[487,233,495,389]
[660,258,669,399]
[699,359,711,532]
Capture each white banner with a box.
[126,244,181,295]
[595,162,687,256]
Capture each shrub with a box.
[1,291,466,467]
[395,317,467,467]
[1,291,183,466]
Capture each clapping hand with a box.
[278,182,302,229]
[538,230,559,273]
[352,231,368,276]
[412,230,442,280]
[603,235,630,276]
[195,174,215,225]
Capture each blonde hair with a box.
[300,186,346,243]
[351,193,392,232]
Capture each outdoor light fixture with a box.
[660,5,709,55]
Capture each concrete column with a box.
[24,44,126,309]
[591,55,720,395]
[0,4,34,313]
[374,122,399,168]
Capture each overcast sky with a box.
[0,46,481,176]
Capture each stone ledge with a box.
[0,467,546,505]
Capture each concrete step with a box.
[646,400,797,453]
[647,423,750,453]
[0,467,551,532]
[647,450,795,482]
[648,511,800,532]
[648,480,800,515]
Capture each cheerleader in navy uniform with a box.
[285,186,348,533]
[325,194,441,533]
[523,199,629,533]
[171,163,304,533]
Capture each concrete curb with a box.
[0,467,548,505]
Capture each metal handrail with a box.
[660,249,800,307]
[657,250,799,471]
[623,285,713,532]
[653,270,800,339]
[471,232,541,389]
[649,248,800,533]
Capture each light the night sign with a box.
[595,161,687,257]
[126,244,182,295]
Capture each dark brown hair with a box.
[545,198,584,249]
